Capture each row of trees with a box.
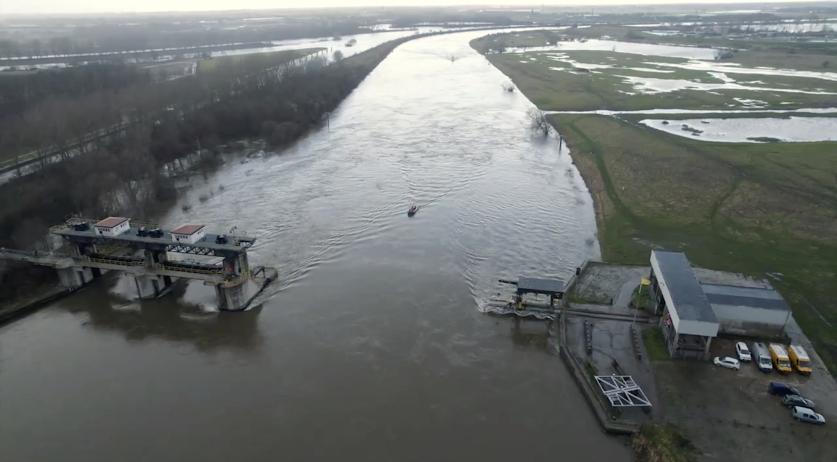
[0,19,364,59]
[0,49,316,164]
[0,63,150,117]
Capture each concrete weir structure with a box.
[0,217,265,311]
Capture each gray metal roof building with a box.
[701,283,791,337]
[649,250,721,360]
[701,284,791,311]
[650,250,719,338]
[517,277,565,296]
[648,250,792,359]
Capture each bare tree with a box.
[528,108,550,137]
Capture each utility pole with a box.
[632,281,642,328]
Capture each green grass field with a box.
[553,113,837,373]
[473,30,837,374]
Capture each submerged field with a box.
[482,47,837,112]
[473,30,837,374]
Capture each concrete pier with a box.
[216,282,247,311]
[133,275,173,299]
[57,266,95,289]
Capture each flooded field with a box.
[505,38,720,60]
[641,116,837,142]
[0,26,459,71]
[210,27,451,61]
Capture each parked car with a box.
[768,382,800,397]
[713,356,740,370]
[735,342,752,362]
[791,406,826,425]
[783,394,816,410]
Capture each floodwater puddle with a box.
[504,39,720,60]
[640,116,837,142]
[619,75,837,95]
[644,59,837,83]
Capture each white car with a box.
[713,356,741,370]
[735,342,752,362]
[791,406,826,425]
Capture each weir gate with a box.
[0,217,273,311]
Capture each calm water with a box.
[641,116,837,142]
[0,30,626,461]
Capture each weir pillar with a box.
[57,266,94,290]
[216,281,247,311]
[134,275,173,299]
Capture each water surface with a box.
[0,29,624,462]
[641,116,837,142]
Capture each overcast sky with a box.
[0,0,819,16]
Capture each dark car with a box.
[783,394,816,410]
[768,382,800,397]
[147,228,164,238]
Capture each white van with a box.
[752,342,773,373]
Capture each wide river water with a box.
[0,30,626,461]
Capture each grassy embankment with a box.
[642,327,670,362]
[633,423,698,462]
[472,31,837,375]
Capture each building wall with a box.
[713,304,789,337]
[95,220,130,237]
[172,229,205,244]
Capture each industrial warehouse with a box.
[649,250,792,359]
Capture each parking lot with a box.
[653,336,837,462]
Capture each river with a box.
[0,29,626,461]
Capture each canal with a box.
[0,30,627,461]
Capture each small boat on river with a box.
[407,205,419,217]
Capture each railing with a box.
[161,261,224,275]
[88,254,145,267]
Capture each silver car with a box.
[783,394,816,410]
[791,406,826,425]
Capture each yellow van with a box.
[769,343,792,374]
[788,344,812,375]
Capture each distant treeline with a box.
[0,21,363,59]
[0,63,150,117]
[0,36,413,250]
[150,49,384,164]
[0,49,316,162]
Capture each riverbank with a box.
[559,260,837,461]
[551,113,837,375]
[471,30,837,376]
[0,33,422,253]
[0,285,73,324]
